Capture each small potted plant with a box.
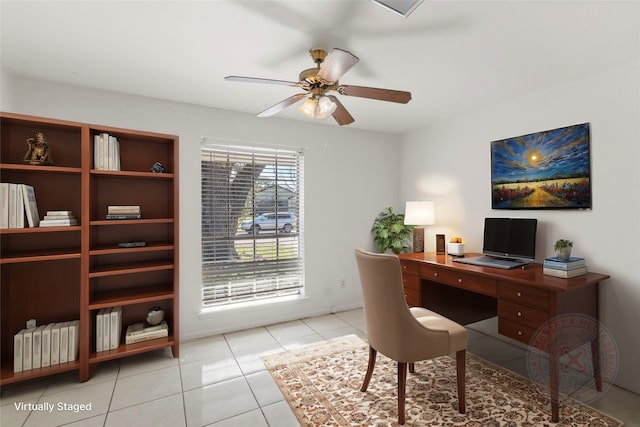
[371,207,412,254]
[554,239,573,259]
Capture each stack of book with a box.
[543,256,587,278]
[13,320,80,373]
[125,321,168,344]
[39,210,77,227]
[0,183,40,228]
[93,132,121,171]
[106,205,141,220]
[96,306,122,352]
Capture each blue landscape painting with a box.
[491,123,591,209]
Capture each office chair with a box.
[354,249,468,425]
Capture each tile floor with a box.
[1,309,639,426]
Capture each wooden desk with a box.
[397,252,610,422]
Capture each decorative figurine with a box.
[150,162,166,173]
[24,132,54,165]
[146,306,165,326]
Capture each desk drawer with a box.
[498,299,548,329]
[498,283,549,310]
[498,318,537,346]
[404,288,421,307]
[402,273,420,291]
[421,265,497,296]
[400,260,419,276]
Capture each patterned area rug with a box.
[262,335,623,427]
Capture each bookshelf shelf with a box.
[89,286,174,309]
[0,112,179,385]
[0,360,81,385]
[89,336,175,364]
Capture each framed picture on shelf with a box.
[491,123,592,210]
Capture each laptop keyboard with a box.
[453,256,526,270]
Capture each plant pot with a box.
[555,247,572,260]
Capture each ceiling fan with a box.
[225,48,412,126]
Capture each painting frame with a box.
[491,123,592,210]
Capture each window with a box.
[201,144,304,308]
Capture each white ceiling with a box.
[1,1,639,134]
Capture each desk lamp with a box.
[404,201,435,253]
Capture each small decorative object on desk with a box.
[146,306,165,326]
[150,162,166,173]
[447,237,465,256]
[24,132,53,165]
[553,239,573,259]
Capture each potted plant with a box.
[554,239,573,259]
[371,207,413,254]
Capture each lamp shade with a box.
[404,201,435,225]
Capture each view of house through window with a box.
[201,144,304,307]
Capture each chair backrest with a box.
[354,249,433,360]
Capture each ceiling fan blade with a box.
[257,93,307,118]
[327,95,354,126]
[317,48,359,84]
[225,76,299,87]
[338,85,412,104]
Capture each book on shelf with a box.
[6,183,26,228]
[32,325,45,369]
[40,218,78,227]
[125,321,169,344]
[110,306,122,350]
[50,323,61,365]
[102,307,112,351]
[94,133,121,171]
[59,322,70,364]
[96,308,104,352]
[40,210,77,227]
[68,320,80,362]
[43,214,75,220]
[108,205,141,214]
[22,328,34,371]
[1,183,10,228]
[105,214,142,220]
[22,184,40,228]
[42,323,53,368]
[543,256,586,270]
[543,266,588,278]
[46,210,74,216]
[14,329,25,373]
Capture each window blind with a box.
[201,145,304,307]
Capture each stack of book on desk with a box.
[543,257,587,278]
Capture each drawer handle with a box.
[517,292,522,297]
[434,272,438,277]
[517,331,523,336]
[517,311,522,317]
[458,278,463,283]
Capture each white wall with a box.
[400,60,640,393]
[2,76,402,340]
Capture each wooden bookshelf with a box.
[0,112,179,384]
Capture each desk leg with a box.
[591,336,603,392]
[550,334,560,422]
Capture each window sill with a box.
[198,294,309,317]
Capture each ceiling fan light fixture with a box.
[298,98,317,118]
[298,96,336,119]
[317,95,337,118]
